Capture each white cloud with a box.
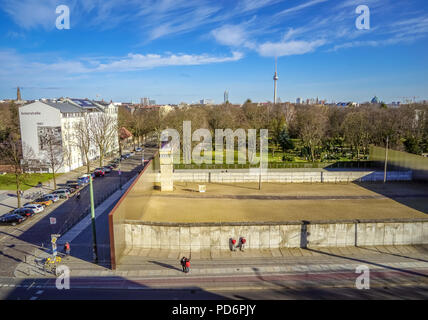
[276,0,328,17]
[95,52,244,72]
[211,25,250,47]
[0,50,244,81]
[1,0,58,30]
[257,39,326,57]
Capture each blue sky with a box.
[0,0,427,104]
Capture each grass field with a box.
[0,173,61,191]
[131,182,428,223]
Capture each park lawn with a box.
[0,173,62,191]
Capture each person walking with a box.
[184,257,191,273]
[180,256,187,272]
[231,239,237,251]
[64,242,71,257]
[240,237,246,251]
[76,191,81,200]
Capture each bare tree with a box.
[342,110,370,160]
[90,112,117,167]
[0,133,25,207]
[42,131,64,190]
[295,105,328,162]
[73,112,93,174]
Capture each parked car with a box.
[94,168,105,177]
[129,152,135,156]
[67,182,80,190]
[42,194,60,202]
[135,147,143,152]
[103,165,113,173]
[64,186,76,194]
[12,208,35,217]
[23,203,44,214]
[109,162,118,168]
[30,197,53,207]
[52,189,71,199]
[0,214,26,226]
[77,175,90,185]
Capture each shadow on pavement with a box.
[3,276,230,300]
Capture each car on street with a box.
[103,165,113,173]
[23,203,44,214]
[30,197,53,207]
[12,207,35,217]
[94,168,105,177]
[135,147,143,152]
[0,214,26,226]
[67,182,80,190]
[52,189,71,199]
[77,175,90,185]
[42,194,60,202]
[64,186,76,194]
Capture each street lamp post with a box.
[89,175,98,263]
[383,136,389,184]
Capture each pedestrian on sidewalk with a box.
[184,257,191,273]
[230,238,237,251]
[180,256,187,272]
[64,242,71,257]
[240,237,246,251]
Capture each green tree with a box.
[278,127,294,157]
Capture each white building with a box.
[19,98,119,173]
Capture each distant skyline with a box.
[1,0,427,104]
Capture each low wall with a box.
[108,153,159,269]
[122,219,428,252]
[370,146,428,181]
[161,170,412,183]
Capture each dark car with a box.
[0,214,26,226]
[12,208,35,218]
[109,162,118,168]
[67,182,80,190]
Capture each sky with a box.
[0,0,427,104]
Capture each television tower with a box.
[273,57,278,104]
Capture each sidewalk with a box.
[13,245,428,280]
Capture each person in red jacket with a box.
[231,238,237,251]
[64,242,71,257]
[240,237,246,251]
[184,258,190,273]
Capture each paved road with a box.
[0,150,153,277]
[1,266,427,300]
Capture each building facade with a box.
[19,98,119,173]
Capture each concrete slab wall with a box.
[159,170,412,183]
[370,146,428,181]
[122,220,428,252]
[109,154,159,269]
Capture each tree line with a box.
[118,101,428,162]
